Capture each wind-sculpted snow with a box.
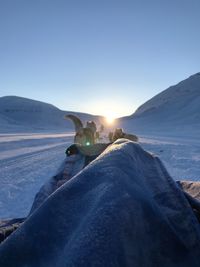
[0,140,200,267]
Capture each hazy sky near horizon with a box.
[0,0,200,117]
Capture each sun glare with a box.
[104,112,116,125]
[89,100,131,124]
[105,115,115,124]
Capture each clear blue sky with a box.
[0,0,200,117]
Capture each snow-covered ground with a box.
[140,135,200,181]
[0,132,74,219]
[0,132,199,219]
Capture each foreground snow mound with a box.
[0,140,200,267]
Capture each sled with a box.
[1,141,200,245]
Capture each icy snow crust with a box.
[0,139,200,267]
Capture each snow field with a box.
[0,132,199,218]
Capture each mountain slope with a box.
[0,96,101,132]
[121,73,200,135]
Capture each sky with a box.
[0,0,200,118]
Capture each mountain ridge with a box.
[120,73,200,135]
[1,72,200,135]
[134,72,200,117]
[0,95,102,132]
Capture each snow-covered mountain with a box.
[0,96,101,132]
[121,73,200,136]
[2,72,200,135]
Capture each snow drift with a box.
[0,139,200,267]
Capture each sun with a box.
[105,115,115,124]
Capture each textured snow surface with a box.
[0,132,73,218]
[140,135,200,182]
[0,132,199,219]
[0,140,200,267]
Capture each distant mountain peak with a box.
[193,72,200,76]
